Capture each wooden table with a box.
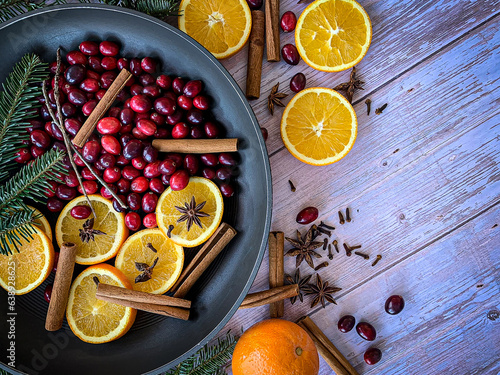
[215,0,500,373]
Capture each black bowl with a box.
[0,5,271,375]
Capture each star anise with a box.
[175,196,210,232]
[135,256,159,283]
[333,66,365,103]
[267,82,288,116]
[285,268,312,304]
[78,218,106,243]
[285,225,323,269]
[303,274,342,308]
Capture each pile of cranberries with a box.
[15,40,238,231]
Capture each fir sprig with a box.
[0,53,47,182]
[0,0,86,22]
[166,332,237,375]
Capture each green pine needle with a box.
[0,0,85,23]
[0,53,48,182]
[166,332,237,375]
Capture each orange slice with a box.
[27,205,53,241]
[55,195,128,265]
[295,0,372,72]
[178,0,252,59]
[156,177,223,247]
[115,229,184,294]
[66,264,136,344]
[0,226,54,295]
[281,87,357,166]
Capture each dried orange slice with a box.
[178,0,252,59]
[115,229,184,294]
[66,264,136,344]
[281,87,357,166]
[0,226,54,295]
[27,205,53,241]
[55,195,128,265]
[156,177,223,247]
[295,0,372,72]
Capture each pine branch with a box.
[165,332,237,375]
[0,207,39,255]
[0,53,47,182]
[132,0,180,18]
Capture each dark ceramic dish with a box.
[0,5,271,374]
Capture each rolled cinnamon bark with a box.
[152,139,238,154]
[239,284,298,310]
[268,231,285,317]
[265,0,280,61]
[246,10,265,99]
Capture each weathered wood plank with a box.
[220,0,500,155]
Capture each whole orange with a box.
[232,319,319,375]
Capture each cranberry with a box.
[80,78,100,93]
[385,295,405,315]
[86,68,100,80]
[166,110,184,126]
[101,136,121,155]
[218,153,237,166]
[127,193,141,210]
[166,153,183,165]
[142,192,158,213]
[40,105,51,121]
[159,159,177,175]
[132,157,147,170]
[30,145,45,158]
[116,178,131,194]
[141,57,157,73]
[202,167,216,180]
[190,126,203,139]
[103,167,122,183]
[204,121,220,138]
[144,161,161,178]
[216,166,232,180]
[157,75,171,89]
[50,123,65,141]
[27,120,43,132]
[364,348,382,365]
[164,91,177,102]
[139,74,155,87]
[56,185,77,200]
[65,171,79,187]
[121,164,140,180]
[155,127,169,138]
[260,127,268,141]
[65,64,86,85]
[296,206,319,224]
[356,322,377,341]
[95,160,106,171]
[82,100,98,116]
[149,178,165,194]
[71,205,92,220]
[52,142,66,153]
[169,170,190,191]
[101,56,117,70]
[130,84,144,96]
[88,56,104,72]
[15,148,31,163]
[125,212,141,231]
[100,184,118,199]
[74,154,85,167]
[132,128,147,140]
[172,122,190,139]
[123,139,144,160]
[99,41,119,56]
[100,71,118,89]
[79,41,99,55]
[30,129,50,148]
[81,167,98,180]
[246,0,262,9]
[280,11,297,32]
[143,213,157,228]
[62,103,77,118]
[290,72,306,93]
[154,97,176,116]
[82,140,101,163]
[200,154,218,167]
[130,94,152,113]
[52,252,60,273]
[66,50,86,65]
[109,107,122,118]
[131,176,149,193]
[183,80,202,98]
[281,44,300,65]
[96,89,107,100]
[172,77,185,95]
[184,154,199,175]
[68,89,87,107]
[338,315,356,333]
[220,183,235,197]
[150,112,165,126]
[47,197,64,212]
[113,195,127,213]
[193,95,209,110]
[143,85,161,98]
[98,154,117,169]
[120,108,135,125]
[44,284,53,303]
[137,119,157,136]
[96,118,120,136]
[186,109,204,125]
[177,95,193,111]
[143,144,159,163]
[161,174,171,186]
[129,58,143,76]
[115,155,129,168]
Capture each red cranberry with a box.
[172,77,185,95]
[99,154,117,169]
[30,145,45,158]
[364,348,382,365]
[101,56,117,70]
[122,165,141,180]
[143,213,157,228]
[109,107,122,118]
[157,75,172,89]
[169,170,190,191]
[338,315,356,333]
[88,56,104,72]
[144,161,161,178]
[150,112,165,126]
[260,127,268,141]
[155,127,169,139]
[190,126,204,139]
[131,176,149,193]
[56,185,77,200]
[164,91,177,102]
[86,69,100,81]
[81,167,98,180]
[30,129,50,148]
[100,184,118,199]
[282,44,300,65]
[99,41,119,56]
[125,212,141,231]
[66,50,87,65]
[50,123,64,141]
[280,11,297,32]
[103,167,121,183]
[68,89,87,106]
[71,205,92,220]
[65,64,86,85]
[218,153,237,166]
[200,154,218,167]
[52,142,66,153]
[80,41,99,55]
[96,117,120,135]
[202,167,216,180]
[132,157,147,170]
[15,148,31,163]
[143,85,161,98]
[216,166,232,180]
[130,84,144,96]
[246,0,262,9]
[296,206,319,225]
[101,136,121,155]
[74,154,85,167]
[385,295,405,315]
[161,174,171,186]
[44,284,53,303]
[120,108,135,125]
[159,159,177,175]
[166,153,183,165]
[47,197,64,212]
[139,74,155,87]
[220,183,235,197]
[183,80,202,98]
[129,58,143,76]
[142,192,158,213]
[172,122,190,139]
[204,121,220,138]
[141,57,157,73]
[117,57,129,70]
[62,102,77,118]
[65,171,79,187]
[116,154,130,166]
[100,71,118,89]
[116,178,131,194]
[123,139,144,160]
[149,178,165,194]
[80,78,100,92]
[143,145,159,164]
[81,180,99,195]
[52,252,59,273]
[127,192,141,210]
[166,110,184,126]
[137,119,157,136]
[186,109,204,125]
[132,127,146,140]
[356,322,377,341]
[184,154,199,175]
[113,195,127,213]
[193,95,209,110]
[177,95,193,110]
[82,100,98,116]
[154,97,176,116]
[290,72,306,93]
[130,94,152,113]
[96,89,107,100]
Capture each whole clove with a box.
[166,225,174,238]
[338,211,345,225]
[350,244,362,250]
[317,226,332,237]
[343,243,352,257]
[372,254,382,266]
[375,103,388,115]
[319,221,335,231]
[323,238,328,250]
[328,244,333,260]
[354,251,369,260]
[333,240,340,253]
[346,207,351,222]
[365,98,372,115]
[288,180,296,192]
[314,261,329,271]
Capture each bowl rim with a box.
[0,4,272,374]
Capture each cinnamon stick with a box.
[265,0,280,61]
[239,284,298,310]
[246,10,265,99]
[268,231,284,317]
[45,243,77,331]
[97,294,190,320]
[96,283,191,309]
[297,316,359,375]
[72,69,132,147]
[152,139,238,154]
[173,223,237,298]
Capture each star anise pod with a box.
[285,225,323,269]
[175,196,210,232]
[303,274,342,308]
[135,256,159,283]
[333,66,365,103]
[78,218,106,243]
[285,268,312,304]
[267,82,288,116]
